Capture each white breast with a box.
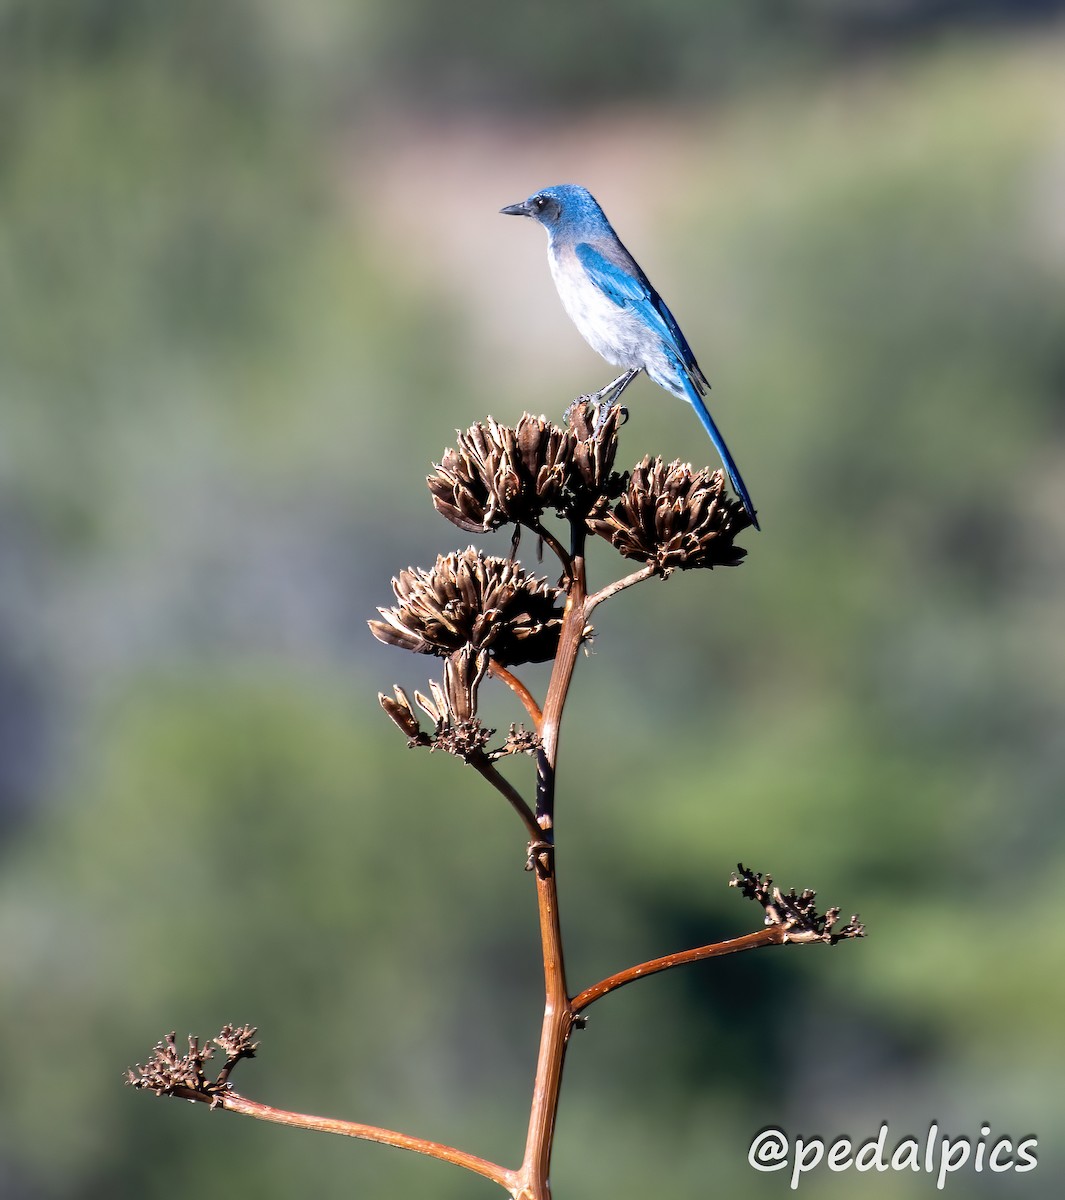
[548,244,648,372]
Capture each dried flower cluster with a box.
[373,403,754,763]
[561,401,629,515]
[369,548,564,666]
[429,415,570,531]
[730,864,865,944]
[590,456,751,572]
[380,682,540,762]
[428,403,627,533]
[127,1025,258,1105]
[377,646,541,762]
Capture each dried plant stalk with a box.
[129,400,861,1200]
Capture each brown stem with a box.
[488,660,544,729]
[513,521,592,1200]
[530,520,572,576]
[586,563,658,613]
[470,752,541,842]
[166,1089,518,1194]
[535,523,588,828]
[516,861,573,1200]
[571,926,785,1014]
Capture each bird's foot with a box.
[563,394,589,421]
[565,369,640,421]
[563,389,610,420]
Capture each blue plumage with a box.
[501,184,758,528]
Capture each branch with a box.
[209,1091,516,1191]
[585,563,657,613]
[224,1094,518,1190]
[128,1030,518,1193]
[571,927,784,1014]
[530,519,572,577]
[572,865,865,1013]
[469,751,541,842]
[488,660,543,729]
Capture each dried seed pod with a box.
[428,406,627,532]
[563,400,627,514]
[379,650,496,761]
[588,456,750,572]
[428,415,570,532]
[369,547,564,665]
[379,685,428,744]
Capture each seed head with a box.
[428,404,627,533]
[589,456,750,572]
[369,547,564,665]
[563,400,627,514]
[428,415,570,532]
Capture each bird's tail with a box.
[680,374,759,530]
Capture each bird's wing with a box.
[575,241,706,390]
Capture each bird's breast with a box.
[548,244,647,371]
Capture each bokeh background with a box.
[2,2,1064,1197]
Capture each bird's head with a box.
[500,185,605,234]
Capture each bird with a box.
[500,184,758,528]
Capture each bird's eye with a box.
[533,196,547,211]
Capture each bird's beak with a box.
[499,200,530,217]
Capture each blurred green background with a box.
[1,2,1063,1197]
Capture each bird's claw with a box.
[566,369,639,423]
[564,395,589,420]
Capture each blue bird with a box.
[500,184,758,528]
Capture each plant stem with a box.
[516,863,573,1200]
[514,521,591,1199]
[167,1089,519,1193]
[531,520,572,576]
[470,752,542,843]
[488,660,544,729]
[514,506,786,1196]
[535,524,588,829]
[586,563,657,612]
[571,926,785,1014]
